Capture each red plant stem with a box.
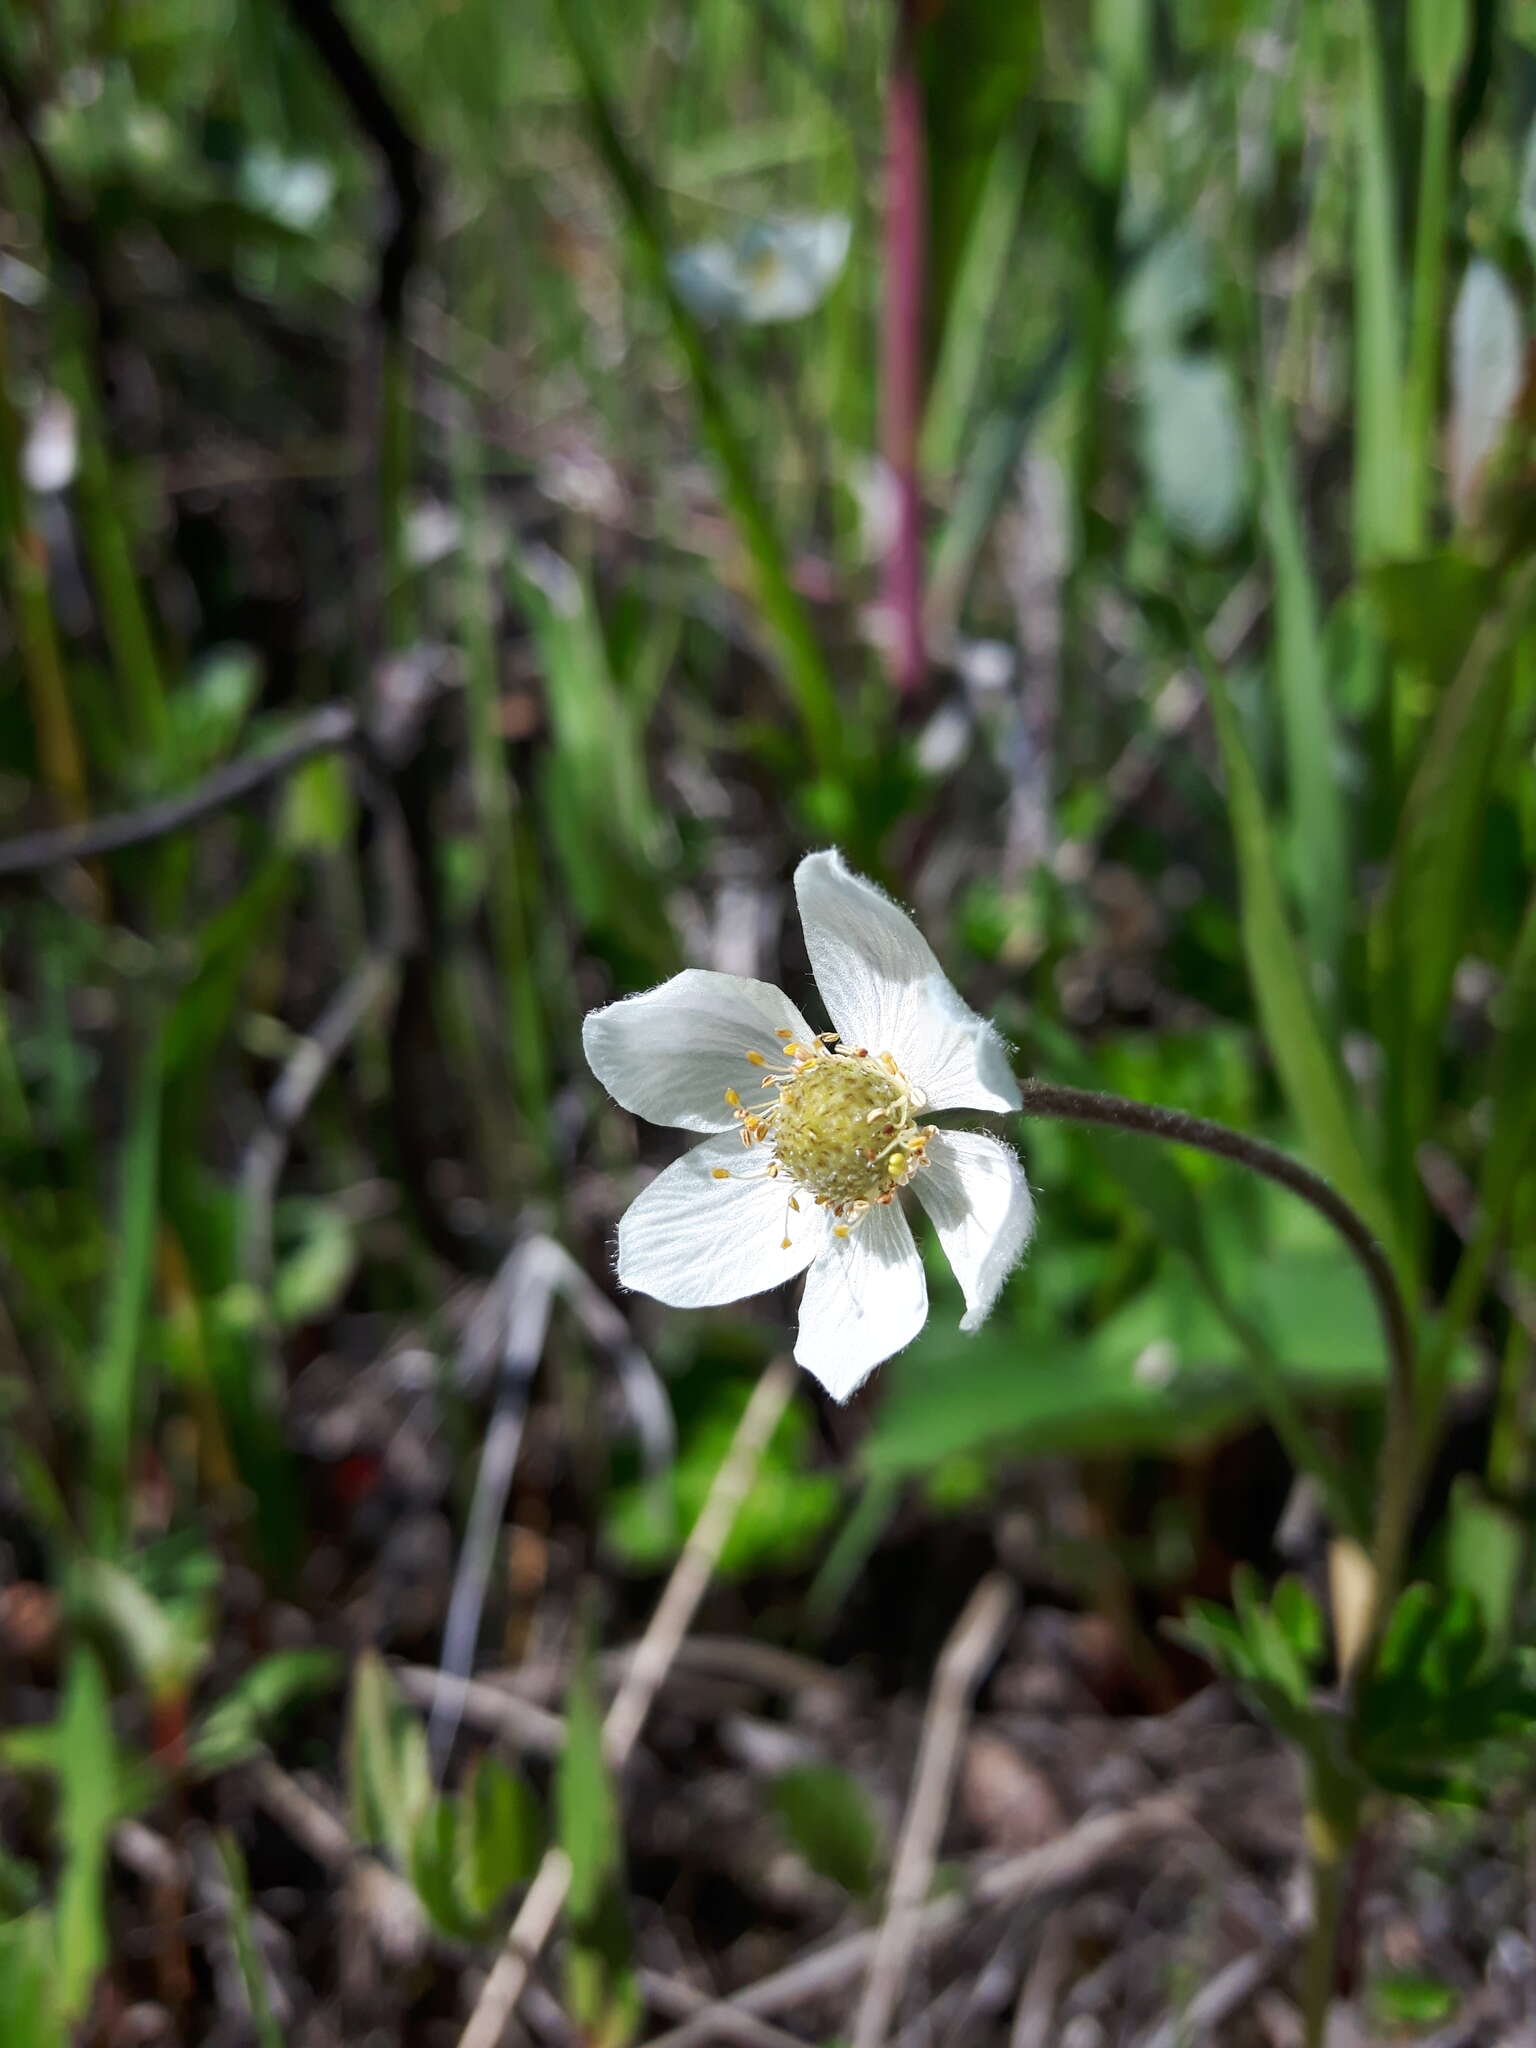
[881,0,927,698]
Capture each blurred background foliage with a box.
[4,0,1536,2041]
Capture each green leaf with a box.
[867,1244,1412,1478]
[409,1796,483,1942]
[919,0,1038,357]
[557,1650,620,1925]
[1441,1478,1525,1653]
[347,1654,432,1870]
[216,1832,283,2048]
[552,0,843,782]
[1374,559,1536,1219]
[1355,1583,1536,1800]
[557,1647,637,2048]
[272,1199,358,1329]
[54,1650,121,2020]
[1197,646,1385,1240]
[456,1755,544,1920]
[1256,395,1349,980]
[0,1913,65,2048]
[770,1764,883,1900]
[90,1023,165,1552]
[1409,0,1470,97]
[188,1649,342,1775]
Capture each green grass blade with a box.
[1256,396,1349,987]
[1195,636,1386,1244]
[54,1649,118,2023]
[89,1020,165,1553]
[553,0,844,783]
[1351,0,1409,567]
[1374,558,1536,1237]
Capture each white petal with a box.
[584,969,814,1134]
[794,1199,927,1401]
[912,1130,1034,1333]
[617,1132,824,1306]
[794,850,1019,1113]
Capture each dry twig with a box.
[853,1571,1018,2048]
[456,1357,798,2048]
[641,1793,1192,2048]
[0,704,359,879]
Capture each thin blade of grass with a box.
[1191,629,1387,1248]
[1375,557,1536,1248]
[1351,0,1409,567]
[1255,395,1350,989]
[553,0,843,783]
[89,1018,165,1554]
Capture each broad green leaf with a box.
[867,1245,1413,1478]
[770,1764,883,1900]
[0,1913,64,2048]
[456,1755,544,1920]
[410,1797,482,1942]
[1441,1477,1524,1652]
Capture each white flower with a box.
[667,214,852,326]
[582,850,1034,1401]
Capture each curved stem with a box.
[1017,1078,1417,1446]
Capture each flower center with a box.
[719,1032,937,1234]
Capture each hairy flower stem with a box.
[1020,1076,1422,2038]
[1017,1080,1416,1419]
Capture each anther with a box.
[833,1224,850,1238]
[724,1087,741,1107]
[775,1028,794,1039]
[711,1168,732,1180]
[745,1050,766,1066]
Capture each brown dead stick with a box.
[456,1357,798,2048]
[640,1794,1192,2048]
[853,1571,1018,2048]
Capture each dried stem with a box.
[0,704,359,879]
[1017,1079,1416,1434]
[455,1357,797,2048]
[853,1572,1017,2048]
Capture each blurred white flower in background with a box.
[668,213,852,325]
[583,851,1034,1399]
[23,393,78,494]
